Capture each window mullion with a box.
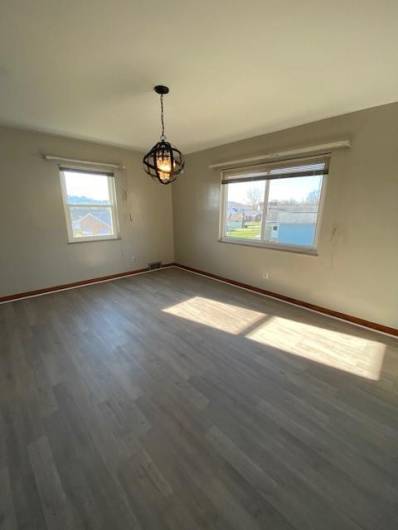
[260,180,270,242]
[66,203,112,208]
[221,183,228,238]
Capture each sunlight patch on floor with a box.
[163,296,266,335]
[246,316,386,380]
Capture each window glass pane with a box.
[64,171,111,205]
[264,175,322,247]
[225,181,265,240]
[70,207,114,238]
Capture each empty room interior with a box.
[1,2,398,529]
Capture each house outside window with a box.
[59,168,119,242]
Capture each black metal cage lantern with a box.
[143,139,184,185]
[143,85,184,185]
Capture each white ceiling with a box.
[0,1,397,153]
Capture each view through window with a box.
[60,169,119,242]
[222,158,327,250]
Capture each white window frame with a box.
[59,167,120,243]
[219,157,328,255]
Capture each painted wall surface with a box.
[173,103,398,329]
[0,126,174,296]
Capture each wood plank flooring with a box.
[0,267,397,530]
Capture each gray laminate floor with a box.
[1,267,397,530]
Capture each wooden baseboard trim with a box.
[174,263,398,338]
[0,263,175,303]
[2,262,396,338]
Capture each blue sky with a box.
[228,176,322,204]
[64,171,110,201]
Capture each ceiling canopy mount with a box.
[154,85,169,95]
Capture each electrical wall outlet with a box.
[263,272,270,280]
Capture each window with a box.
[220,157,328,252]
[60,168,119,242]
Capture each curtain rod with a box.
[208,140,351,170]
[43,154,124,170]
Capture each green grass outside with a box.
[226,221,261,239]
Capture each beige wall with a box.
[0,126,174,296]
[173,102,398,329]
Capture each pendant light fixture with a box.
[143,85,184,185]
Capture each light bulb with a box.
[156,155,174,183]
[157,157,172,173]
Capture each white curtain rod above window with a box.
[42,154,124,170]
[208,140,351,170]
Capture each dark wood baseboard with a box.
[2,261,396,338]
[174,263,398,338]
[0,263,175,303]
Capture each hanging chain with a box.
[160,94,166,140]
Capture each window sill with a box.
[67,236,121,244]
[218,238,318,256]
